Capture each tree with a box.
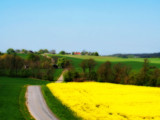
[79,59,96,80]
[97,61,113,82]
[63,70,80,82]
[44,49,49,53]
[87,59,96,73]
[113,63,131,84]
[149,68,160,86]
[80,60,88,73]
[94,52,99,56]
[0,54,24,76]
[15,49,21,53]
[22,49,28,54]
[0,51,3,55]
[7,48,15,54]
[57,57,72,68]
[27,53,40,62]
[136,59,150,85]
[14,56,24,75]
[59,51,65,55]
[38,49,49,54]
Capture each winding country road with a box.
[55,69,67,83]
[26,86,58,120]
[26,70,66,120]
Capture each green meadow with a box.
[1,55,159,120]
[0,77,49,120]
[49,54,160,72]
[17,53,160,72]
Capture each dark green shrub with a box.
[88,71,97,81]
[156,77,160,86]
[97,61,113,82]
[64,70,80,82]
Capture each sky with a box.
[0,0,160,55]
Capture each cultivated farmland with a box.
[47,82,160,120]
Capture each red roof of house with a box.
[74,52,81,55]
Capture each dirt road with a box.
[55,70,67,83]
[26,86,58,120]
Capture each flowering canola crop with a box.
[47,82,160,120]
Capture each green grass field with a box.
[0,77,49,120]
[17,53,28,59]
[49,54,160,72]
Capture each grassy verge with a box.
[19,85,35,120]
[54,69,63,81]
[41,85,82,120]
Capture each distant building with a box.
[65,52,71,55]
[74,52,81,55]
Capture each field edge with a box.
[41,85,82,120]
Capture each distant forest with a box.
[111,52,160,58]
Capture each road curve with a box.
[26,86,58,120]
[55,69,67,83]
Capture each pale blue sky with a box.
[0,0,160,55]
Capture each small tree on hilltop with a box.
[59,51,65,55]
[7,48,15,54]
[94,52,99,56]
[21,49,28,54]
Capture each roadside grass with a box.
[17,53,28,59]
[19,85,35,120]
[0,77,49,120]
[41,85,82,120]
[54,69,63,81]
[49,54,160,72]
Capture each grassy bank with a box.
[19,85,35,120]
[41,85,82,120]
[53,69,63,81]
[0,77,49,120]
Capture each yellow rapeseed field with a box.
[47,82,160,120]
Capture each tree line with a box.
[112,52,160,58]
[1,48,99,56]
[64,58,160,87]
[0,53,71,81]
[2,48,56,54]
